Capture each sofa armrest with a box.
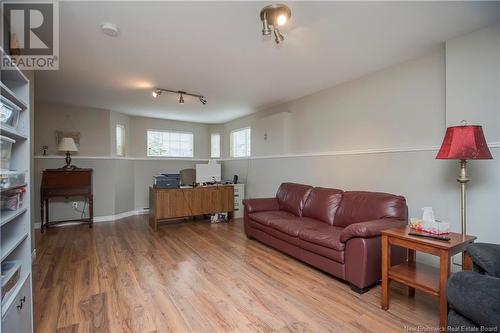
[340,219,407,243]
[447,271,500,327]
[243,198,279,213]
[467,243,500,278]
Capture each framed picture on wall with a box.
[55,131,80,147]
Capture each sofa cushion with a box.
[298,226,345,251]
[248,210,296,226]
[334,191,407,227]
[302,187,343,225]
[276,183,313,216]
[268,217,325,237]
[243,198,280,213]
[297,239,345,263]
[250,220,302,246]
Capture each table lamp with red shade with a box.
[436,121,493,236]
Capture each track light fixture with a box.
[151,88,207,105]
[260,4,291,44]
[152,89,161,98]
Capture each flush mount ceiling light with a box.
[152,88,207,105]
[260,4,291,44]
[100,23,120,37]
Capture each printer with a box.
[153,173,180,189]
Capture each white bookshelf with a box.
[0,48,33,333]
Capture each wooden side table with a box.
[381,226,476,329]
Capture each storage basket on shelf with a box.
[0,187,26,211]
[0,135,15,170]
[0,171,26,190]
[0,95,21,129]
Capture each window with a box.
[147,130,194,157]
[230,127,251,157]
[116,125,125,156]
[211,133,221,158]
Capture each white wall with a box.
[217,48,445,158]
[35,102,111,156]
[222,46,448,215]
[445,24,500,140]
[34,103,211,222]
[445,24,500,244]
[221,24,500,249]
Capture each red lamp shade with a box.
[436,125,493,160]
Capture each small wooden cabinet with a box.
[149,186,234,231]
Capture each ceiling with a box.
[36,1,500,124]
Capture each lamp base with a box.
[60,152,79,170]
[457,159,469,237]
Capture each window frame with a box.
[210,133,221,158]
[146,129,195,158]
[230,127,251,158]
[116,124,125,157]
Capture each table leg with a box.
[45,199,49,230]
[408,249,416,297]
[89,195,94,228]
[40,198,45,233]
[381,234,390,310]
[439,250,450,329]
[463,251,473,271]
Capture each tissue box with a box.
[410,218,450,235]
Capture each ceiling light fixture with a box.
[260,4,291,44]
[152,88,207,105]
[100,23,120,37]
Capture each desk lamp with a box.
[57,137,79,169]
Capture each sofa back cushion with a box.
[302,187,344,224]
[276,183,313,216]
[334,191,407,227]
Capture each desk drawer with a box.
[42,188,90,197]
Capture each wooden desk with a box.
[381,226,476,329]
[149,186,234,231]
[40,168,93,232]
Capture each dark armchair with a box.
[447,243,500,331]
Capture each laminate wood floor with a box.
[34,216,438,333]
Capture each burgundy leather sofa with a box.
[243,183,408,293]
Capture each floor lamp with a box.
[436,122,493,238]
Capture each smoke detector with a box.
[101,23,120,37]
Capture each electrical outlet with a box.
[72,202,78,209]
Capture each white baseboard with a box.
[93,209,149,222]
[34,209,149,229]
